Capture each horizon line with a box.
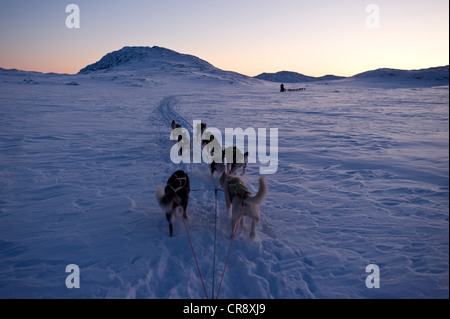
[1,62,448,79]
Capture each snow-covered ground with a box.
[0,49,448,299]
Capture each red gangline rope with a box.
[178,200,209,299]
[215,203,244,299]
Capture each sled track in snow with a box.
[154,96,192,131]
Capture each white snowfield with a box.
[0,47,448,299]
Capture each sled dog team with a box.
[156,120,267,239]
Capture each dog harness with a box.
[167,171,188,193]
[228,181,249,202]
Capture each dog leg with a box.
[250,212,260,239]
[240,216,246,232]
[250,218,257,239]
[230,204,243,239]
[223,190,232,215]
[166,213,173,237]
[182,201,189,219]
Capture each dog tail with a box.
[156,186,175,211]
[244,176,267,205]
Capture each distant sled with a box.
[280,83,305,92]
[287,88,306,92]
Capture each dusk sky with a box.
[0,0,448,76]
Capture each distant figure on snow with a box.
[280,83,285,92]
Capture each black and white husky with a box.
[219,172,267,239]
[156,170,190,237]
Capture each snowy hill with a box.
[254,71,345,83]
[336,65,448,88]
[353,65,449,82]
[78,46,255,85]
[352,65,449,81]
[79,46,216,74]
[345,65,449,88]
[255,66,449,88]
